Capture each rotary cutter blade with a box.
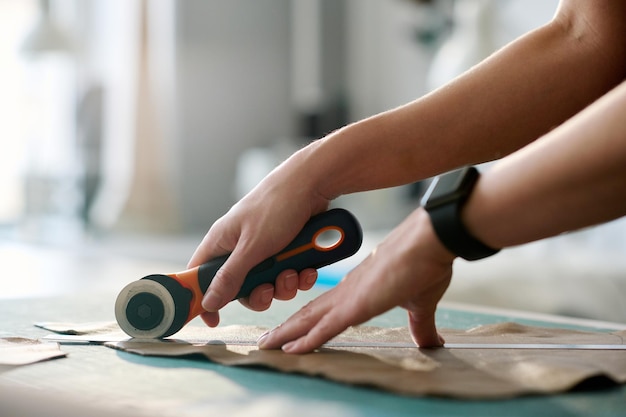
[115,279,177,339]
[115,273,195,339]
[115,208,363,339]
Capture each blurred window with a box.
[0,0,82,243]
[0,1,37,226]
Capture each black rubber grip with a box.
[140,274,193,337]
[197,208,362,299]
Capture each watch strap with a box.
[428,200,500,261]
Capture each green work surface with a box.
[1,290,625,417]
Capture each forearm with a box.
[303,1,626,200]
[464,79,626,249]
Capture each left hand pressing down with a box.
[257,208,456,353]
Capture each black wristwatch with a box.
[421,166,500,261]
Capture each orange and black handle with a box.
[115,208,362,338]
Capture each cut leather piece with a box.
[0,337,67,366]
[105,323,626,399]
[35,321,120,335]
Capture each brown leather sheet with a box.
[103,323,626,399]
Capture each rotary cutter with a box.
[115,208,362,339]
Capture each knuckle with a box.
[239,297,270,312]
[211,268,242,297]
[297,301,318,324]
[274,288,297,301]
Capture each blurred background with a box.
[1,0,625,324]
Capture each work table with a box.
[1,239,625,416]
[2,288,625,417]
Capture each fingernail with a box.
[257,331,270,348]
[202,290,223,312]
[261,287,274,304]
[304,271,317,286]
[284,272,298,291]
[281,341,297,353]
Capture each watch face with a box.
[421,166,478,209]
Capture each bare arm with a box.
[466,79,626,249]
[190,0,626,325]
[306,0,626,199]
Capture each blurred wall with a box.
[171,0,293,232]
[167,0,441,233]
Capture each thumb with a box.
[407,310,445,348]
[187,229,227,269]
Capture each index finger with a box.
[257,289,358,353]
[200,243,267,312]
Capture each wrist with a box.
[302,115,417,200]
[290,132,352,202]
[274,142,334,212]
[414,208,457,264]
[459,172,502,250]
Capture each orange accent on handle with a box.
[312,226,345,251]
[165,267,206,324]
[275,242,315,262]
[275,226,345,262]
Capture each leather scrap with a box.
[0,337,67,366]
